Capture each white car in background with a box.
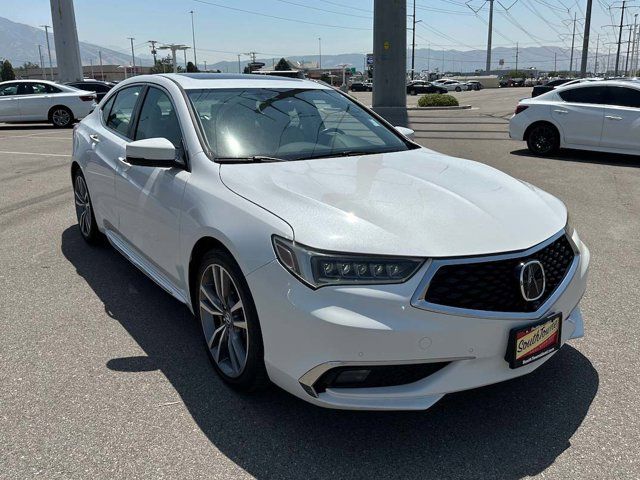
[0,79,96,127]
[71,73,589,410]
[434,79,466,92]
[510,80,640,156]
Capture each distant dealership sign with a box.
[366,53,374,66]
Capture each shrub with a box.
[417,94,459,107]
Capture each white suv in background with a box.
[0,79,96,127]
[510,80,640,156]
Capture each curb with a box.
[407,105,472,110]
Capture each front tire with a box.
[50,106,74,128]
[455,87,462,92]
[196,250,269,392]
[73,170,100,244]
[526,123,560,156]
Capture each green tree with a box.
[150,55,174,74]
[21,61,40,69]
[1,60,16,81]
[274,58,290,71]
[186,61,199,73]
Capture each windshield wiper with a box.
[295,150,385,161]
[216,155,288,164]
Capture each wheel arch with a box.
[523,120,561,143]
[188,235,235,311]
[48,104,75,122]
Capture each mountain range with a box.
[1,15,602,74]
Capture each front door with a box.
[114,86,189,285]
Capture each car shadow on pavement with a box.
[61,226,599,480]
[511,148,640,168]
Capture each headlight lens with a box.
[272,236,424,288]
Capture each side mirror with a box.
[125,138,176,167]
[395,126,415,141]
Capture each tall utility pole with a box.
[615,0,627,76]
[318,37,322,68]
[594,34,600,74]
[411,0,417,79]
[606,46,611,74]
[190,10,198,68]
[554,51,557,72]
[631,15,638,74]
[148,40,158,65]
[38,45,45,79]
[128,37,136,73]
[569,12,577,74]
[238,54,241,73]
[41,25,54,80]
[98,50,104,80]
[580,0,593,77]
[486,0,494,73]
[158,44,189,73]
[515,42,519,74]
[204,60,207,71]
[625,25,634,74]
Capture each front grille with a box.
[424,234,575,313]
[313,362,450,394]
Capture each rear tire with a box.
[410,89,417,95]
[196,250,269,393]
[455,87,462,92]
[50,106,74,128]
[526,123,560,156]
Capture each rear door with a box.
[0,82,20,120]
[600,85,640,153]
[16,82,55,120]
[553,86,607,147]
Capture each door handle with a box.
[605,115,622,121]
[89,134,100,142]
[117,156,131,170]
[553,109,569,114]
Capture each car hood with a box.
[219,148,567,257]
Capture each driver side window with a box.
[134,87,183,154]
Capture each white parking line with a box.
[0,150,70,157]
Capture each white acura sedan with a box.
[72,74,589,410]
[510,80,640,156]
[0,79,96,127]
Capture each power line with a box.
[192,0,371,30]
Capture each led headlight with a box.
[272,236,424,288]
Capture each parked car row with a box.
[350,79,484,95]
[510,79,640,156]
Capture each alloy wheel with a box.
[530,126,556,154]
[52,108,71,127]
[74,175,92,237]
[199,264,249,378]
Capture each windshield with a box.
[187,88,409,161]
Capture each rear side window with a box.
[558,86,608,105]
[0,84,18,96]
[105,86,143,137]
[101,95,116,124]
[606,86,640,108]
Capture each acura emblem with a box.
[519,260,546,302]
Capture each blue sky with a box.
[3,0,629,64]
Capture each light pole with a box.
[38,44,45,79]
[238,54,242,73]
[569,11,577,74]
[41,25,54,80]
[127,37,136,74]
[580,0,593,77]
[190,10,198,69]
[99,50,104,80]
[318,37,322,69]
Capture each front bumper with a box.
[246,231,589,410]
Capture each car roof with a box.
[156,72,330,90]
[558,79,640,90]
[0,79,58,84]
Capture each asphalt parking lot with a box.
[1,88,639,479]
